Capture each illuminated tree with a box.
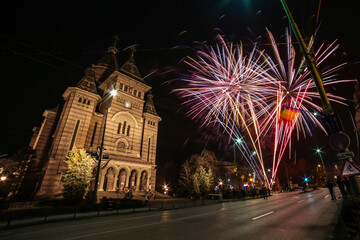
[179,150,216,197]
[62,148,94,204]
[179,160,193,196]
[197,166,214,196]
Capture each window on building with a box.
[83,98,86,104]
[122,121,127,134]
[119,83,123,90]
[87,100,90,105]
[147,138,151,162]
[79,97,82,103]
[69,120,80,150]
[127,125,130,136]
[134,90,137,96]
[117,122,122,134]
[138,91,141,98]
[124,85,128,92]
[118,142,126,152]
[90,122,98,147]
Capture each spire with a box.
[76,68,98,94]
[119,46,144,82]
[108,35,119,55]
[96,35,119,70]
[144,92,159,116]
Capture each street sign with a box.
[336,151,354,160]
[323,114,343,135]
[340,160,360,177]
[329,132,350,151]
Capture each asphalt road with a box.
[0,188,341,240]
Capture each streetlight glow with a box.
[0,176,6,181]
[110,89,117,96]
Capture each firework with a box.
[174,35,277,187]
[264,28,354,180]
[175,30,353,187]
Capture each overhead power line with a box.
[0,34,84,70]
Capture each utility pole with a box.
[280,0,360,196]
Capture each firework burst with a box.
[175,30,354,187]
[263,28,355,180]
[174,35,277,187]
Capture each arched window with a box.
[118,142,126,152]
[117,122,122,134]
[122,121,127,134]
[126,125,131,136]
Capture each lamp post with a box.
[315,147,328,180]
[92,89,117,203]
[234,138,243,189]
[251,150,256,182]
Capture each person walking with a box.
[144,191,149,205]
[336,177,347,199]
[129,188,133,199]
[262,186,268,200]
[344,177,352,195]
[327,179,336,200]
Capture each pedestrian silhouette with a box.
[336,176,347,199]
[326,180,335,200]
[262,186,268,200]
[344,177,352,195]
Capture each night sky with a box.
[1,1,360,182]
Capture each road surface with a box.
[0,188,341,240]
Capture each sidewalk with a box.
[0,206,151,229]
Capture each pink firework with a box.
[174,35,277,187]
[263,28,355,181]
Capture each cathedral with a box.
[23,42,161,200]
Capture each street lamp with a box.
[315,147,328,179]
[251,150,256,181]
[92,89,117,203]
[303,175,310,189]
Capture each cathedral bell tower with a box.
[37,68,101,195]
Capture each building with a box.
[19,42,161,200]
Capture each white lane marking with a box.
[252,211,274,220]
[297,200,305,203]
[325,195,330,198]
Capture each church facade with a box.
[26,44,161,199]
